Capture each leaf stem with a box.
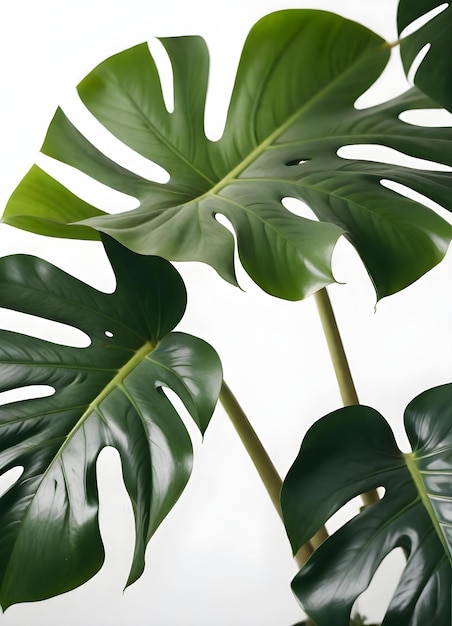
[314,288,359,406]
[314,287,379,506]
[219,381,284,517]
[219,380,314,567]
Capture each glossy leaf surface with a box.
[398,1,452,110]
[4,10,452,300]
[281,384,452,625]
[0,237,222,608]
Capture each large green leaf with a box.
[4,9,452,300]
[281,384,452,625]
[0,236,222,609]
[398,1,452,111]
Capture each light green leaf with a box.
[3,10,452,300]
[398,1,452,111]
[0,236,222,608]
[281,384,452,625]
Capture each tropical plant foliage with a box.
[0,236,221,608]
[281,384,452,625]
[4,10,452,300]
[398,0,452,111]
[1,3,451,625]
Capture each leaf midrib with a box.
[106,38,383,211]
[55,340,156,457]
[202,41,385,201]
[404,451,452,566]
[4,339,157,577]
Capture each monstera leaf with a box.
[3,9,452,300]
[0,236,222,609]
[398,1,452,111]
[281,384,452,625]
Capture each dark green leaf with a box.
[0,236,222,608]
[398,1,452,110]
[281,384,452,625]
[3,10,452,300]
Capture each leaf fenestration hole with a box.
[36,153,140,215]
[162,387,202,445]
[0,308,91,347]
[399,108,452,127]
[407,43,431,84]
[104,330,114,338]
[60,91,170,184]
[352,548,405,623]
[399,4,448,39]
[0,466,24,498]
[204,38,240,141]
[147,38,174,113]
[0,385,55,406]
[354,51,408,110]
[381,179,452,223]
[96,446,135,564]
[214,212,236,236]
[285,158,310,166]
[281,197,317,220]
[324,493,362,535]
[214,213,249,288]
[338,144,452,172]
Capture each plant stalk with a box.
[314,288,359,406]
[219,381,283,516]
[219,380,314,568]
[314,287,379,505]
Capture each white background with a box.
[0,1,451,624]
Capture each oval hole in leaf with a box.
[0,385,55,406]
[399,108,452,127]
[399,3,448,38]
[60,91,170,184]
[285,158,310,166]
[338,144,452,172]
[147,38,174,114]
[0,308,91,347]
[281,197,317,220]
[36,153,140,215]
[377,486,386,499]
[0,466,24,498]
[104,330,114,338]
[324,493,363,535]
[352,548,405,624]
